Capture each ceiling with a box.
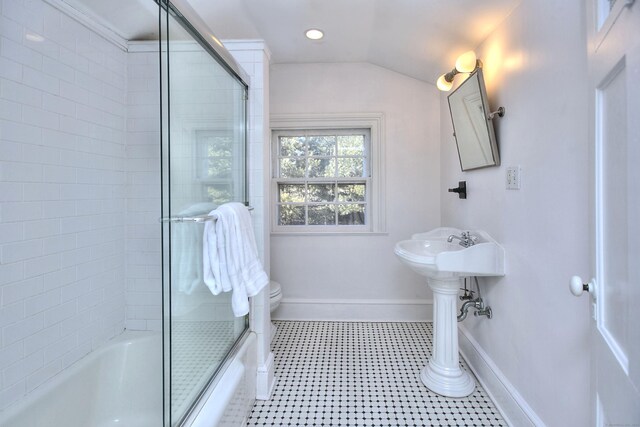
[64,0,521,85]
[187,0,521,84]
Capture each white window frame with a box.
[270,113,386,234]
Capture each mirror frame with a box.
[447,68,500,171]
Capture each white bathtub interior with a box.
[0,330,257,427]
[0,332,162,427]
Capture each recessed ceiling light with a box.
[305,29,324,40]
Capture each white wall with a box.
[0,0,127,409]
[270,62,440,320]
[440,1,591,425]
[124,45,161,331]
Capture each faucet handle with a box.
[462,231,477,239]
[459,288,475,300]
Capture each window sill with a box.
[270,231,389,237]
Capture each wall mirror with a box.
[448,68,501,171]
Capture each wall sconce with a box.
[436,51,482,91]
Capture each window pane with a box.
[279,184,305,202]
[308,158,336,178]
[279,205,305,225]
[338,157,364,177]
[206,136,233,156]
[206,157,232,179]
[338,135,364,156]
[204,184,232,205]
[280,136,305,156]
[337,204,366,225]
[308,184,335,202]
[280,158,306,178]
[338,184,366,202]
[308,205,335,225]
[308,136,336,156]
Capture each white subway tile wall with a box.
[0,0,128,409]
[125,46,161,331]
[226,42,270,266]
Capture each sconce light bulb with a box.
[455,50,478,73]
[436,74,453,91]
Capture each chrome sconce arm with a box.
[437,50,483,91]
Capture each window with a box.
[196,129,245,205]
[271,113,385,233]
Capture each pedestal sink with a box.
[394,227,504,397]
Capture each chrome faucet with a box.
[447,231,477,248]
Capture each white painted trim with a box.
[255,351,276,400]
[128,40,215,53]
[272,298,433,322]
[42,0,129,51]
[127,41,158,53]
[223,39,272,62]
[458,325,546,427]
[270,113,386,234]
[271,231,389,237]
[594,0,635,50]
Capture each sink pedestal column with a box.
[421,277,475,397]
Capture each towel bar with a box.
[160,206,254,223]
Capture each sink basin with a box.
[394,227,505,279]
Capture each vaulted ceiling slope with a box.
[61,0,520,85]
[187,0,521,84]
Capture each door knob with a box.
[570,276,596,297]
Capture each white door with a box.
[575,0,640,425]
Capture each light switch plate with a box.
[506,166,521,190]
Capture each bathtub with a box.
[0,331,163,427]
[0,330,257,427]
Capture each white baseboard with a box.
[272,298,433,322]
[458,325,545,427]
[255,351,275,400]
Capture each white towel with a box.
[202,202,268,316]
[172,203,215,294]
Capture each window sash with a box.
[273,128,371,230]
[274,129,370,179]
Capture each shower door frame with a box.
[157,1,251,425]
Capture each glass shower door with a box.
[160,5,249,425]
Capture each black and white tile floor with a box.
[171,320,236,419]
[247,321,506,427]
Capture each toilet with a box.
[269,281,282,312]
[269,281,282,341]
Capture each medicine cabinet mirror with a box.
[448,68,501,171]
